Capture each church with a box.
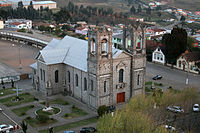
[30,25,146,109]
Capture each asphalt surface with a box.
[146,62,200,90]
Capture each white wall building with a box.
[5,19,32,29]
[0,20,4,29]
[152,47,165,65]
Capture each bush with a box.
[34,97,39,101]
[25,116,31,120]
[21,112,26,116]
[72,105,76,109]
[64,113,69,117]
[30,105,35,108]
[17,28,26,33]
[97,105,108,117]
[36,114,49,123]
[27,30,33,34]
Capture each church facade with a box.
[31,25,146,109]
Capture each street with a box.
[146,62,200,90]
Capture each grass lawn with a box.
[36,107,60,116]
[25,117,57,127]
[0,93,35,107]
[40,98,69,105]
[0,88,18,97]
[64,106,88,119]
[12,105,35,116]
[39,117,98,133]
[154,82,163,87]
[145,81,152,86]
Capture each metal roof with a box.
[39,35,123,72]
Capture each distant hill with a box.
[54,0,200,12]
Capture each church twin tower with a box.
[87,25,146,108]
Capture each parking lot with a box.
[0,110,22,133]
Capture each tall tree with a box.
[137,5,142,13]
[21,120,27,133]
[130,5,136,14]
[162,27,188,64]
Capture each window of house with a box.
[119,69,124,83]
[154,53,156,59]
[43,70,45,82]
[40,69,43,81]
[91,80,94,91]
[179,61,181,68]
[104,81,107,92]
[137,75,140,86]
[84,78,87,91]
[68,71,70,83]
[55,70,58,83]
[160,55,163,61]
[76,74,78,87]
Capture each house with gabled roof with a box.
[176,51,200,74]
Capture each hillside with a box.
[54,0,200,12]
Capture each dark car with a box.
[80,127,97,133]
[152,75,162,80]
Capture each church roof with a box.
[39,35,122,72]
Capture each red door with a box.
[117,92,125,103]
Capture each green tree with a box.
[97,105,108,117]
[180,15,186,22]
[137,5,142,13]
[21,120,27,133]
[162,27,188,64]
[130,5,136,14]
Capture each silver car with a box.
[167,106,184,113]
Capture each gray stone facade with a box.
[31,25,146,109]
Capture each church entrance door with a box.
[117,92,125,103]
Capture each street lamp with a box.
[12,44,22,69]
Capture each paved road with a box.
[146,62,200,90]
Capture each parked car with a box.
[64,131,75,133]
[165,125,176,131]
[167,106,184,113]
[152,75,162,80]
[0,124,14,132]
[80,127,97,133]
[0,108,2,111]
[193,104,199,112]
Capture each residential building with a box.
[23,1,56,10]
[0,20,4,29]
[5,19,32,29]
[152,47,165,65]
[176,51,200,74]
[30,25,146,109]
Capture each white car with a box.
[165,125,176,131]
[167,106,184,113]
[193,104,199,112]
[0,124,14,132]
[0,108,2,111]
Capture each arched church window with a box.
[101,39,108,54]
[104,81,107,92]
[119,69,124,83]
[55,70,58,83]
[84,78,87,91]
[91,80,94,91]
[68,71,70,83]
[76,74,78,87]
[136,35,142,50]
[179,61,181,68]
[91,38,96,54]
[137,74,140,86]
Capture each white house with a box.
[176,51,200,74]
[152,47,165,65]
[0,20,4,29]
[6,19,32,29]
